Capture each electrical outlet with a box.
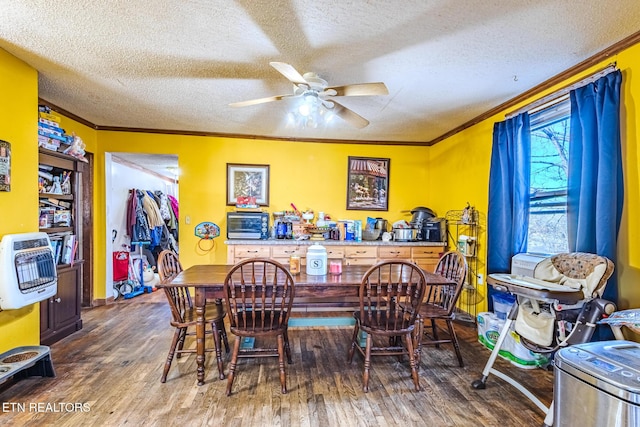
[477,273,484,285]
[185,215,191,225]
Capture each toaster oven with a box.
[226,212,269,240]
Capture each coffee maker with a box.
[374,218,388,240]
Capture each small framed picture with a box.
[226,163,270,206]
[346,156,390,211]
[0,140,11,192]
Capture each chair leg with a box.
[431,319,440,348]
[277,334,288,394]
[347,324,360,363]
[176,327,187,358]
[446,320,464,367]
[404,333,421,391]
[284,329,292,364]
[161,327,182,383]
[211,322,225,380]
[363,332,372,392]
[413,319,423,367]
[226,336,242,396]
[217,319,230,353]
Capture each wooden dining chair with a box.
[419,250,467,367]
[157,249,183,283]
[223,258,295,396]
[347,260,428,392]
[157,250,229,382]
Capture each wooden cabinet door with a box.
[345,246,377,266]
[413,258,438,273]
[233,246,270,261]
[54,266,82,331]
[271,245,306,265]
[411,246,444,273]
[40,265,82,345]
[326,246,345,259]
[345,246,377,258]
[378,246,411,260]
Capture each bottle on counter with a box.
[354,220,363,242]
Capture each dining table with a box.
[162,263,455,385]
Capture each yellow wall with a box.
[0,48,39,353]
[99,132,430,272]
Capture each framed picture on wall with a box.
[0,140,11,192]
[346,156,389,211]
[226,163,270,206]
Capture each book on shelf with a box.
[38,111,61,123]
[48,235,66,265]
[60,234,76,265]
[70,240,79,267]
[39,199,64,209]
[38,129,70,143]
[39,117,59,127]
[38,121,65,134]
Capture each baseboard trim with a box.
[92,296,115,306]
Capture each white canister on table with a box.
[306,243,328,275]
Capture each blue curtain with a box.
[568,70,623,305]
[487,113,531,306]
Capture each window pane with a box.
[527,99,570,254]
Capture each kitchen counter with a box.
[225,239,447,271]
[225,239,446,246]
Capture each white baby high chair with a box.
[475,252,616,427]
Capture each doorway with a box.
[105,152,179,302]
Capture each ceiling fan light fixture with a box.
[234,62,387,129]
[298,91,320,117]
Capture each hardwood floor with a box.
[0,290,553,426]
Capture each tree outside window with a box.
[527,99,570,254]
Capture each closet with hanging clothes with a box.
[125,188,179,266]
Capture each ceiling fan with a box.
[229,62,389,129]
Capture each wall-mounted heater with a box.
[0,232,57,310]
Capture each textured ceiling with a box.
[2,1,640,144]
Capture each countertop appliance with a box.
[420,218,447,242]
[392,227,418,242]
[410,207,436,224]
[554,340,640,426]
[227,211,269,240]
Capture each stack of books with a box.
[38,106,73,152]
[48,232,78,266]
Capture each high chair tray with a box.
[488,273,584,304]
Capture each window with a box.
[527,97,570,254]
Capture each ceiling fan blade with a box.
[269,62,309,86]
[329,100,370,129]
[324,82,389,97]
[229,94,297,108]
